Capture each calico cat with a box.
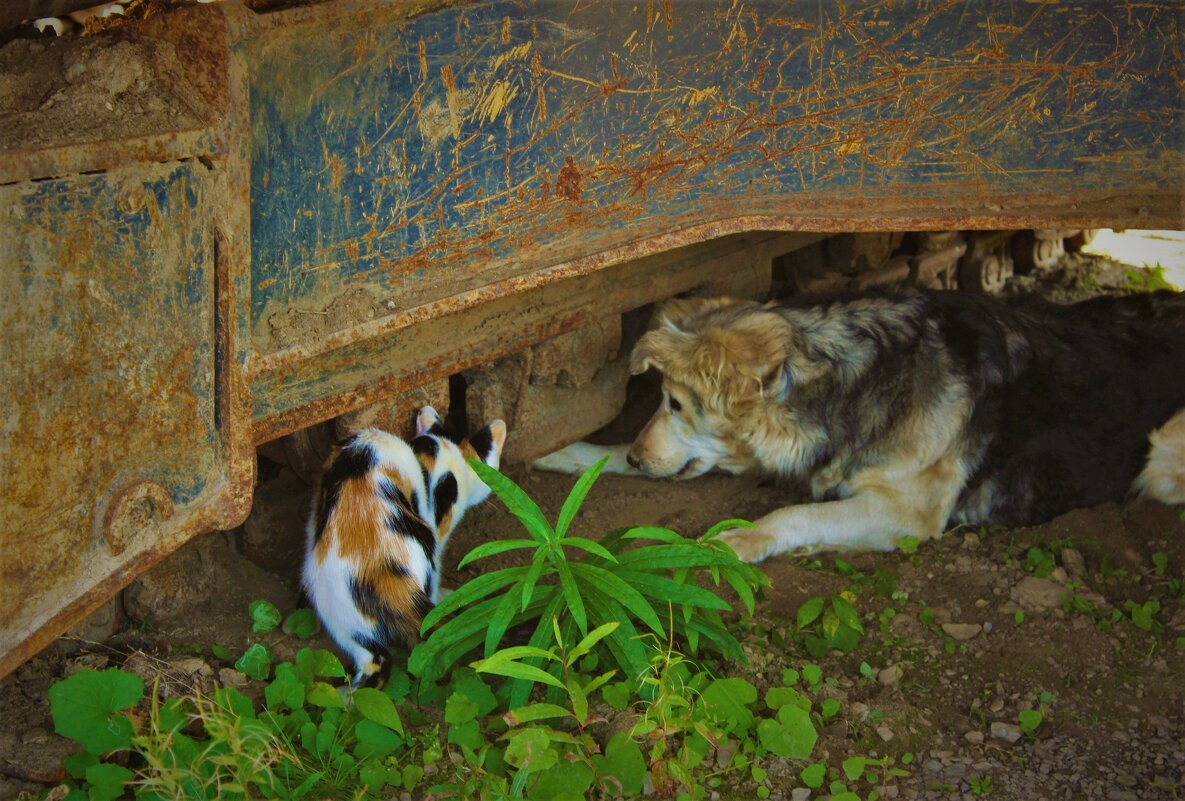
[303,406,506,687]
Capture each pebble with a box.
[876,725,894,742]
[990,722,1022,744]
[941,623,981,641]
[218,668,248,688]
[964,730,984,745]
[962,533,981,549]
[1010,577,1065,610]
[791,789,811,801]
[878,664,903,686]
[1060,547,1086,577]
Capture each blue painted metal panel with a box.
[247,0,1183,355]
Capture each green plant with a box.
[411,456,769,705]
[970,774,993,796]
[794,592,865,657]
[1124,263,1179,292]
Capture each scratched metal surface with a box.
[247,0,1184,363]
[0,162,225,673]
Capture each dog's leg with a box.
[717,489,946,562]
[531,442,642,476]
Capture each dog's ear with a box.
[630,326,688,375]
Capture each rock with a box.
[850,702,871,722]
[962,532,981,549]
[715,739,739,769]
[990,722,1022,744]
[964,730,984,745]
[876,724,894,742]
[241,468,309,571]
[1060,548,1087,577]
[791,789,812,801]
[1010,577,1065,611]
[941,623,982,641]
[219,668,248,688]
[1049,566,1069,584]
[55,597,123,654]
[0,728,76,783]
[123,533,222,623]
[878,664,904,686]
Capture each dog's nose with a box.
[626,453,640,469]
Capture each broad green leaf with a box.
[842,756,867,781]
[63,751,98,780]
[48,669,144,755]
[265,663,306,711]
[358,762,388,792]
[601,681,632,710]
[353,719,402,759]
[796,597,825,629]
[402,764,424,791]
[85,763,135,801]
[249,599,282,634]
[801,664,823,687]
[235,643,272,681]
[447,718,485,751]
[307,682,345,708]
[504,728,558,772]
[444,692,479,725]
[213,687,255,719]
[757,704,817,759]
[448,671,499,716]
[831,595,864,634]
[800,762,826,788]
[555,455,609,537]
[820,698,841,718]
[558,536,618,563]
[1018,708,1043,734]
[468,459,554,543]
[699,677,757,734]
[764,686,810,712]
[282,608,319,638]
[421,565,527,631]
[554,557,588,634]
[352,687,404,734]
[295,647,346,679]
[532,760,594,800]
[457,538,539,569]
[592,732,645,798]
[504,703,570,725]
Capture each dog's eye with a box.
[669,396,682,413]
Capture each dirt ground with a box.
[2,250,1183,801]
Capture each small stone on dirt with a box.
[1010,576,1065,610]
[878,664,904,686]
[219,668,248,688]
[965,730,985,745]
[791,789,811,801]
[990,722,1023,744]
[876,724,894,742]
[1060,547,1087,577]
[941,622,982,640]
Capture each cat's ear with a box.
[415,406,443,437]
[469,419,507,468]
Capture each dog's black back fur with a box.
[928,290,1185,526]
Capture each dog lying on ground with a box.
[535,289,1185,562]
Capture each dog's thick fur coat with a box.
[537,289,1185,561]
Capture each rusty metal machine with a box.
[2,0,1182,677]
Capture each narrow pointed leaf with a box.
[554,557,587,635]
[570,563,664,636]
[701,518,755,541]
[457,539,538,569]
[613,569,733,610]
[558,536,618,563]
[421,566,527,630]
[568,621,622,663]
[473,660,564,688]
[504,703,571,726]
[620,526,684,543]
[468,458,554,543]
[521,551,548,612]
[555,456,609,537]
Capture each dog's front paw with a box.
[532,443,637,475]
[717,528,778,563]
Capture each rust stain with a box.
[555,156,583,202]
